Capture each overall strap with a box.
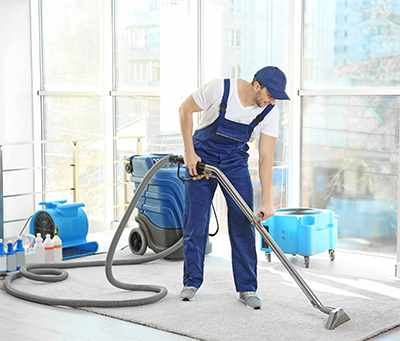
[249,104,275,129]
[218,79,230,118]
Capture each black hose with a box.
[4,155,183,308]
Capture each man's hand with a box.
[256,204,275,221]
[184,151,202,176]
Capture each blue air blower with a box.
[29,200,98,260]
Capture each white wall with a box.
[0,0,35,239]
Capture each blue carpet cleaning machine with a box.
[125,154,212,260]
[5,154,349,330]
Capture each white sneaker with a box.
[239,291,262,309]
[180,286,199,301]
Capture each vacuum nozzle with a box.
[325,307,351,330]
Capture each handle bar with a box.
[168,155,207,170]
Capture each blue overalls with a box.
[183,79,274,292]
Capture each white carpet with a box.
[3,248,400,341]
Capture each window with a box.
[202,0,291,232]
[302,97,399,255]
[36,0,198,230]
[114,0,198,221]
[24,0,398,258]
[303,0,400,256]
[40,0,107,231]
[304,0,400,88]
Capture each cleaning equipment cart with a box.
[5,154,350,330]
[125,154,212,259]
[260,208,337,268]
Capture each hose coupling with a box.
[192,172,215,181]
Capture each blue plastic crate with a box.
[260,208,338,268]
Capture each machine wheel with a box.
[329,249,335,261]
[129,227,148,255]
[265,252,272,263]
[304,256,310,268]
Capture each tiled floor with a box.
[1,230,399,341]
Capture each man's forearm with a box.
[259,156,274,207]
[179,105,195,154]
[178,94,203,175]
[258,133,277,213]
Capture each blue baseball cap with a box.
[254,66,290,100]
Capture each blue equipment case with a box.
[260,208,338,268]
[127,153,212,260]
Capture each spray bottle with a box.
[15,237,25,270]
[0,239,6,273]
[34,233,45,263]
[53,226,63,262]
[6,241,17,272]
[44,234,54,263]
[24,234,36,265]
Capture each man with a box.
[178,66,290,309]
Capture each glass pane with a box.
[114,0,198,220]
[41,0,101,90]
[43,96,105,232]
[304,0,400,88]
[201,0,291,232]
[114,0,197,145]
[302,96,399,255]
[43,96,102,140]
[114,0,197,93]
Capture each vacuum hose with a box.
[4,155,183,307]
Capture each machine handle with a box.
[256,212,264,221]
[169,155,207,170]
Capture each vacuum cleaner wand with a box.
[170,155,351,330]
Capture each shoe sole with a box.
[180,296,195,302]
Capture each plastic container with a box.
[15,237,25,270]
[6,241,17,272]
[24,234,36,265]
[25,248,36,265]
[34,233,45,263]
[53,228,63,262]
[44,234,54,263]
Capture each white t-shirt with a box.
[192,78,279,142]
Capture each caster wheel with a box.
[125,161,133,174]
[265,252,271,263]
[304,256,310,268]
[128,227,148,255]
[329,249,335,261]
